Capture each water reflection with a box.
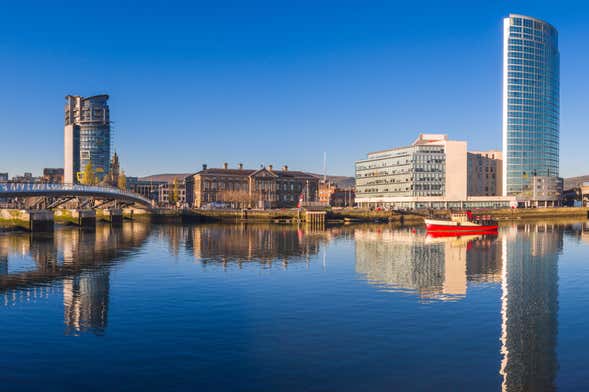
[500,223,562,392]
[352,222,570,391]
[0,220,586,389]
[158,224,346,268]
[0,223,150,335]
[354,227,501,300]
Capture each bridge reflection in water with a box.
[0,223,342,334]
[0,223,150,335]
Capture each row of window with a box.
[507,71,558,82]
[508,79,558,90]
[508,65,547,73]
[508,38,547,48]
[356,166,444,179]
[510,17,550,31]
[509,83,558,93]
[508,99,558,107]
[508,119,559,127]
[202,182,303,192]
[507,111,558,119]
[508,58,551,67]
[508,52,550,61]
[356,160,444,172]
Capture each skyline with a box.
[1,1,588,178]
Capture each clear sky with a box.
[0,0,587,178]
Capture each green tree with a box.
[169,177,179,206]
[81,161,97,185]
[118,170,127,190]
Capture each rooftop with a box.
[189,166,317,179]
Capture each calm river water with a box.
[1,221,589,391]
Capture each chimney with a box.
[282,165,288,172]
[202,164,207,171]
[224,162,228,170]
[268,164,273,171]
[238,163,243,170]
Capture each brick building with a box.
[185,164,319,209]
[318,181,355,207]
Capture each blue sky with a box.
[0,0,587,177]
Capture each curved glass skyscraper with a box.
[502,14,559,197]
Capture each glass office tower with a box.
[64,95,111,184]
[502,14,559,197]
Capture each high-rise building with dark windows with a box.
[502,15,560,200]
[64,95,111,184]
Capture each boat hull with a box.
[424,218,498,233]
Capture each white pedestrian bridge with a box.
[0,183,152,209]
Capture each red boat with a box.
[424,211,498,234]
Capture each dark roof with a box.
[188,167,318,180]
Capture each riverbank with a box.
[1,207,587,231]
[145,207,589,227]
[189,207,589,223]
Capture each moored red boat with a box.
[424,211,498,233]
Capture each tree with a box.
[81,161,97,185]
[118,170,127,190]
[169,177,179,206]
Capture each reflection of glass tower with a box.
[0,237,7,275]
[502,15,559,197]
[63,271,110,335]
[0,255,7,275]
[500,224,561,391]
[64,94,111,184]
[0,222,150,329]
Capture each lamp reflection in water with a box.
[499,223,561,391]
[0,223,150,335]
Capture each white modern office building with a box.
[502,14,561,204]
[355,134,516,209]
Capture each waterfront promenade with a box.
[2,206,588,232]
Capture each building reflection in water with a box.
[0,220,574,384]
[354,227,502,301]
[499,223,562,392]
[183,224,331,269]
[0,223,150,335]
[354,222,567,390]
[63,271,110,335]
[0,252,7,276]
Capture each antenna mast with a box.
[323,152,327,183]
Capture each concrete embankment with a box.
[150,207,589,225]
[2,207,587,231]
[149,208,428,224]
[467,207,589,221]
[0,208,140,232]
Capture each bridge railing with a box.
[0,183,152,206]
